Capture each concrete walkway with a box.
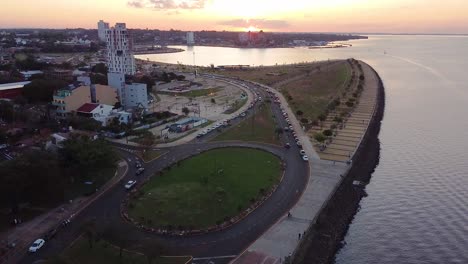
[0,160,128,264]
[232,61,379,264]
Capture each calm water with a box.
[138,35,468,263]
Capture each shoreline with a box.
[292,63,386,264]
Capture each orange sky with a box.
[1,0,467,33]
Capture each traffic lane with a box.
[20,151,138,264]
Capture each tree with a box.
[314,133,326,144]
[0,150,64,211]
[333,116,343,123]
[182,107,190,116]
[60,138,117,181]
[90,73,108,85]
[91,63,108,75]
[68,116,102,132]
[296,110,303,116]
[22,79,68,103]
[323,129,333,137]
[0,101,14,123]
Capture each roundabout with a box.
[124,147,284,233]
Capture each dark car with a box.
[136,167,145,175]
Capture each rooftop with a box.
[76,103,100,113]
[0,81,31,91]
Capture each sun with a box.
[245,25,260,32]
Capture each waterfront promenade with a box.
[232,61,380,264]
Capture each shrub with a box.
[323,129,333,137]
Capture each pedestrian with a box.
[288,212,291,218]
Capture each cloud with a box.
[127,0,208,10]
[219,19,290,29]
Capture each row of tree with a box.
[0,137,117,213]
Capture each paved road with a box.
[20,78,309,264]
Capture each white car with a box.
[28,239,45,253]
[125,180,137,190]
[302,155,309,161]
[300,150,306,156]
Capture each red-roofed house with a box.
[76,103,114,126]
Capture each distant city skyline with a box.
[1,0,468,34]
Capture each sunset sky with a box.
[1,0,467,33]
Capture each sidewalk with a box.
[0,160,128,264]
[230,81,350,264]
[231,62,380,263]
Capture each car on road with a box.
[125,180,137,190]
[299,150,306,156]
[28,239,45,253]
[136,167,145,175]
[284,127,289,132]
[302,155,309,161]
[240,112,246,117]
[135,162,142,168]
[285,143,291,149]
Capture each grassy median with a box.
[127,148,281,229]
[212,104,280,145]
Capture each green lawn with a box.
[127,148,282,229]
[212,104,280,145]
[46,236,191,264]
[157,88,221,98]
[281,61,350,122]
[184,87,221,97]
[224,98,248,114]
[206,63,329,86]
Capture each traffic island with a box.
[122,147,284,235]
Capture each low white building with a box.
[76,103,114,126]
[20,70,43,80]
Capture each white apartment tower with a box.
[97,20,109,42]
[187,32,195,45]
[105,23,135,75]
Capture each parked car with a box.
[285,143,291,149]
[28,239,45,253]
[299,150,306,156]
[136,168,145,175]
[302,155,309,161]
[125,180,137,190]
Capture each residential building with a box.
[53,86,91,118]
[105,23,135,75]
[97,20,109,42]
[76,103,114,126]
[124,83,148,109]
[107,72,147,109]
[0,81,31,99]
[93,84,118,106]
[187,32,195,45]
[47,69,73,81]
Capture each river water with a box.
[136,35,468,263]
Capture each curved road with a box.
[22,77,309,264]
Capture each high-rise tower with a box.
[105,23,135,75]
